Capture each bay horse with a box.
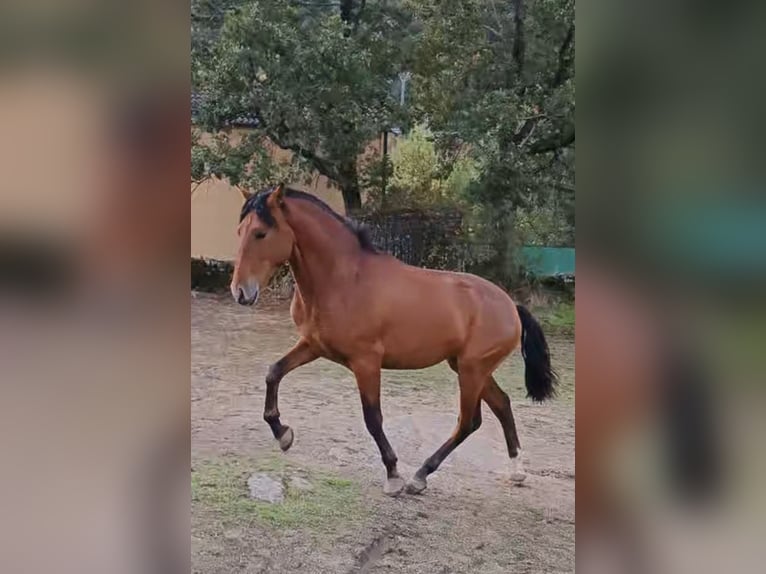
[231,184,557,496]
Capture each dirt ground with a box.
[192,293,575,574]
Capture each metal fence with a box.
[357,208,469,271]
[358,209,574,280]
[192,208,574,294]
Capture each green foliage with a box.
[363,125,479,209]
[407,0,575,247]
[192,0,575,284]
[358,154,392,208]
[390,125,442,203]
[191,456,363,531]
[444,156,481,199]
[192,0,248,87]
[534,301,575,335]
[192,0,414,209]
[514,190,574,247]
[191,128,305,192]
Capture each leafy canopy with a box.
[192,0,575,256]
[193,0,414,210]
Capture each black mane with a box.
[240,186,378,253]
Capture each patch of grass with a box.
[535,301,575,335]
[191,455,363,531]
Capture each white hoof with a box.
[278,427,294,452]
[510,452,527,483]
[405,475,427,495]
[383,476,405,497]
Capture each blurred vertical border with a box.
[578,1,766,573]
[0,2,189,573]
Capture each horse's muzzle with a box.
[232,283,259,306]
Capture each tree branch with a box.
[513,113,546,144]
[552,22,574,88]
[269,132,339,180]
[339,0,365,35]
[518,121,537,147]
[353,0,366,33]
[512,0,525,75]
[488,0,504,36]
[340,0,354,22]
[483,24,504,40]
[292,1,340,6]
[528,124,575,154]
[244,106,341,181]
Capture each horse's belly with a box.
[380,328,463,370]
[381,353,445,370]
[378,294,467,368]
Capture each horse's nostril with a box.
[237,288,247,305]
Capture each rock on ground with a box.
[247,473,284,503]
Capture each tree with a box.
[192,0,414,211]
[192,0,575,282]
[192,0,249,87]
[408,0,574,201]
[362,124,478,209]
[405,0,575,282]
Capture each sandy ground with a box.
[192,293,574,573]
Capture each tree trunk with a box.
[339,161,362,213]
[341,183,362,213]
[512,0,525,76]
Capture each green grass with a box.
[191,455,363,531]
[535,301,575,335]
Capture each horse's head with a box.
[231,184,295,306]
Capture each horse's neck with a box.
[285,203,360,307]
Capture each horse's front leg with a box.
[264,338,317,451]
[350,357,404,497]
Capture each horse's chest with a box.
[292,297,361,362]
[296,315,353,363]
[303,323,345,360]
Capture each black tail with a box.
[516,305,558,402]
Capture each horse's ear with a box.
[270,182,286,207]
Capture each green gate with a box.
[519,247,575,278]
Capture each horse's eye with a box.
[253,230,267,240]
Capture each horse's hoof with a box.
[278,427,294,452]
[510,454,526,483]
[383,476,405,497]
[405,475,427,495]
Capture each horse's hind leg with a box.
[449,357,483,430]
[482,376,526,482]
[406,363,485,494]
